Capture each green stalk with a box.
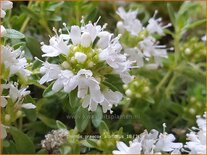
[20,1,33,33]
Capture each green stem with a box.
[20,1,33,33]
[156,71,172,92]
[29,82,47,89]
[165,73,177,96]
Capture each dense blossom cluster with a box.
[113,124,183,154]
[123,76,150,99]
[1,46,31,79]
[0,2,206,154]
[39,19,134,113]
[41,129,69,151]
[184,113,206,154]
[117,7,171,69]
[0,0,13,36]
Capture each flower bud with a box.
[5,114,11,122]
[125,89,132,97]
[16,110,22,118]
[61,61,70,69]
[75,52,87,63]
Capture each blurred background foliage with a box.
[2,1,206,154]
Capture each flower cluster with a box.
[1,45,31,80]
[1,82,35,139]
[180,37,206,63]
[41,129,69,152]
[117,7,171,69]
[1,82,36,116]
[39,19,134,113]
[113,124,183,154]
[123,76,150,99]
[0,0,13,36]
[184,112,206,154]
[0,0,13,18]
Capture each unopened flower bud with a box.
[61,61,70,69]
[5,114,11,122]
[143,86,150,93]
[16,110,22,117]
[184,48,191,55]
[123,84,128,89]
[75,52,87,63]
[125,89,132,97]
[87,61,94,68]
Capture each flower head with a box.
[0,0,13,18]
[116,7,143,36]
[1,82,35,110]
[184,112,206,154]
[116,8,170,68]
[1,45,31,79]
[113,125,182,154]
[39,19,134,112]
[146,10,172,35]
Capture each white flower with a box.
[0,25,6,36]
[2,82,30,103]
[97,31,113,49]
[113,141,142,154]
[39,62,61,84]
[0,0,13,18]
[1,96,7,107]
[125,48,144,67]
[70,26,81,45]
[184,112,206,154]
[116,7,143,36]
[21,103,36,109]
[100,90,123,113]
[99,35,133,84]
[139,36,168,66]
[66,69,104,102]
[113,126,182,154]
[69,22,102,47]
[39,20,132,112]
[41,35,69,57]
[1,45,31,78]
[81,32,92,47]
[202,35,206,42]
[1,82,36,110]
[52,70,74,93]
[74,52,87,63]
[155,133,183,152]
[146,10,171,35]
[0,124,8,139]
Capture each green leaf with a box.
[46,2,64,11]
[98,121,109,134]
[56,120,67,129]
[4,29,25,39]
[21,5,39,19]
[184,19,206,31]
[9,127,35,154]
[43,82,56,97]
[48,15,62,21]
[167,3,175,25]
[92,106,103,127]
[75,106,90,132]
[145,96,155,104]
[38,113,57,129]
[26,37,42,59]
[86,139,98,148]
